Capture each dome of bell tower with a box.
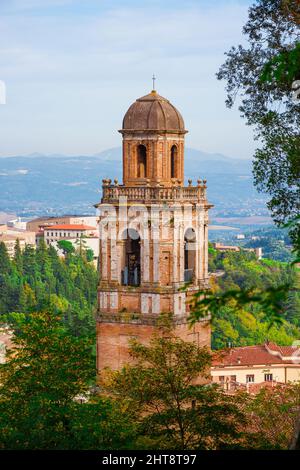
[120,89,187,187]
[121,90,186,134]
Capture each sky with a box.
[0,0,255,158]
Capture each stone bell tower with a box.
[96,88,213,371]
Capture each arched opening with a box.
[171,145,178,179]
[137,145,147,178]
[184,228,196,282]
[121,229,141,286]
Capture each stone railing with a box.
[98,312,190,325]
[101,179,207,204]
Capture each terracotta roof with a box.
[212,343,300,367]
[122,90,186,133]
[43,224,96,231]
[247,381,286,394]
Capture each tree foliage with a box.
[246,383,300,449]
[192,247,300,348]
[217,0,300,243]
[0,240,98,339]
[103,329,250,450]
[0,311,136,450]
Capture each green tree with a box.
[103,326,248,450]
[13,239,23,274]
[0,310,136,450]
[86,248,94,263]
[0,242,12,312]
[57,239,75,256]
[247,383,300,449]
[217,0,300,243]
[0,310,94,449]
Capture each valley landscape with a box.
[0,147,269,222]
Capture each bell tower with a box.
[121,90,185,187]
[96,88,213,371]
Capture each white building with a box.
[43,224,98,245]
[27,215,98,232]
[211,342,300,394]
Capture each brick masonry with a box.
[96,90,213,373]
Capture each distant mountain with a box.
[0,148,267,219]
[93,147,252,174]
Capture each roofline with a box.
[43,225,96,230]
[212,364,300,369]
[118,129,188,135]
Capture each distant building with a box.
[43,224,98,246]
[26,215,98,233]
[6,217,27,230]
[211,342,300,394]
[213,242,240,252]
[236,234,245,240]
[0,224,36,257]
[213,242,262,259]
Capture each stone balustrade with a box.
[98,312,188,325]
[97,312,210,325]
[101,179,207,204]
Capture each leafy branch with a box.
[188,285,290,328]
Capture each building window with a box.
[184,228,196,282]
[171,145,178,179]
[264,373,273,382]
[246,374,255,383]
[219,376,225,382]
[137,144,147,178]
[230,375,236,383]
[121,229,141,287]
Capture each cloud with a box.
[0,0,75,12]
[0,0,254,158]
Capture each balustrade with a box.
[101,182,207,203]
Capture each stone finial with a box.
[188,179,192,187]
[108,179,112,185]
[197,179,202,186]
[203,179,207,185]
[114,178,119,186]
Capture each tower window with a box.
[171,145,178,179]
[137,144,147,178]
[184,228,196,282]
[121,229,141,287]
